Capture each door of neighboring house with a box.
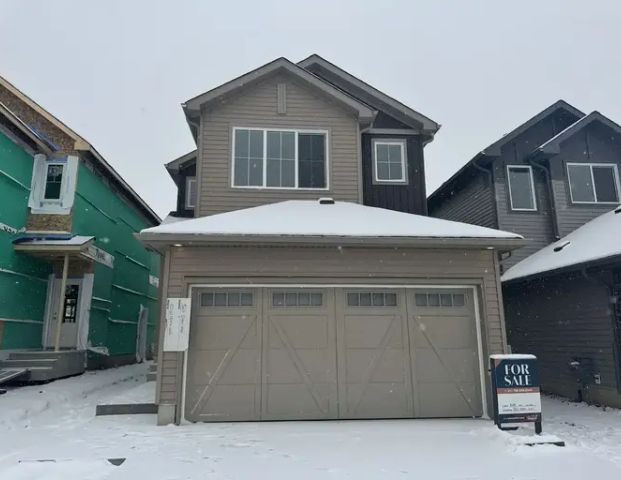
[44,279,83,349]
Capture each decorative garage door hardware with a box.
[183,287,483,422]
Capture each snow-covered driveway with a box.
[1,364,620,479]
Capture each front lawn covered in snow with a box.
[1,364,621,479]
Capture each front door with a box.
[45,279,82,349]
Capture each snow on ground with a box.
[1,364,621,479]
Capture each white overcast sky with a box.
[2,1,620,219]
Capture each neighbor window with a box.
[373,139,407,183]
[233,128,327,189]
[44,164,64,200]
[507,165,537,211]
[567,163,620,204]
[185,177,197,209]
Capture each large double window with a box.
[233,128,327,189]
[567,163,620,204]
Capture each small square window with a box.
[298,292,310,306]
[240,292,253,306]
[273,293,285,307]
[359,293,372,306]
[347,293,359,306]
[227,292,240,306]
[214,292,227,307]
[201,292,214,307]
[440,293,453,307]
[373,140,407,184]
[428,294,440,307]
[385,293,397,306]
[310,293,323,306]
[372,293,384,306]
[285,292,297,306]
[453,294,465,307]
[415,293,427,306]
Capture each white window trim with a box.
[231,127,330,190]
[372,139,407,184]
[185,177,196,209]
[506,165,537,211]
[28,154,78,215]
[567,162,621,205]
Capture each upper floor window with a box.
[28,154,78,215]
[567,163,620,204]
[185,177,197,209]
[232,128,327,189]
[507,165,537,211]
[372,139,407,184]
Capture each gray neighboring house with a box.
[502,207,621,408]
[139,55,524,425]
[428,101,621,407]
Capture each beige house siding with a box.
[158,245,507,418]
[197,72,361,216]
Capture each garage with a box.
[184,286,483,422]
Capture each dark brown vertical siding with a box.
[361,134,427,214]
[504,273,621,407]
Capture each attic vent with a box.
[319,197,335,205]
[615,206,621,214]
[553,241,571,252]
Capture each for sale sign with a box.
[490,354,542,429]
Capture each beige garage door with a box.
[185,287,482,422]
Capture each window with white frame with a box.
[232,128,327,189]
[507,165,537,211]
[28,154,79,214]
[567,163,620,204]
[185,177,197,209]
[373,139,407,183]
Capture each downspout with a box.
[530,155,561,240]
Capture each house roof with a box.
[0,102,54,155]
[182,57,376,128]
[428,100,584,205]
[535,111,621,156]
[502,206,621,283]
[298,54,440,134]
[139,199,524,249]
[165,149,197,173]
[0,75,160,224]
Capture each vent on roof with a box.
[319,197,335,205]
[553,241,571,252]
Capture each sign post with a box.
[490,354,542,434]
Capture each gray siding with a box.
[157,245,507,415]
[429,170,496,228]
[197,72,361,216]
[504,273,620,407]
[549,122,621,237]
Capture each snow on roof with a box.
[141,200,522,240]
[502,206,621,282]
[160,214,188,225]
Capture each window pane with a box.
[266,131,295,188]
[453,294,465,307]
[298,133,326,188]
[310,293,323,306]
[201,292,214,307]
[360,292,372,306]
[508,167,535,210]
[234,129,263,187]
[273,293,285,307]
[388,144,402,163]
[214,292,227,306]
[248,158,263,186]
[298,292,310,306]
[593,166,619,202]
[44,164,64,200]
[568,164,595,202]
[266,159,281,187]
[285,292,297,306]
[347,293,359,306]
[234,157,249,186]
[415,293,427,306]
[249,130,263,158]
[372,293,384,306]
[440,293,453,307]
[428,293,440,307]
[376,161,390,181]
[235,129,249,157]
[240,293,253,306]
[389,162,403,181]
[385,293,397,306]
[282,159,295,187]
[227,292,240,306]
[376,144,389,162]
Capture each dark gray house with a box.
[428,101,621,406]
[502,207,621,408]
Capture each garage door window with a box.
[272,291,323,307]
[201,291,253,307]
[347,292,397,307]
[415,292,465,307]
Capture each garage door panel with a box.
[414,348,480,383]
[190,385,260,421]
[266,349,335,384]
[411,316,475,349]
[263,384,335,418]
[190,315,259,349]
[344,348,410,384]
[267,315,330,348]
[343,383,412,419]
[343,315,406,348]
[416,382,481,418]
[189,348,261,386]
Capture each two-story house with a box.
[428,101,621,407]
[139,55,524,425]
[0,75,160,384]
